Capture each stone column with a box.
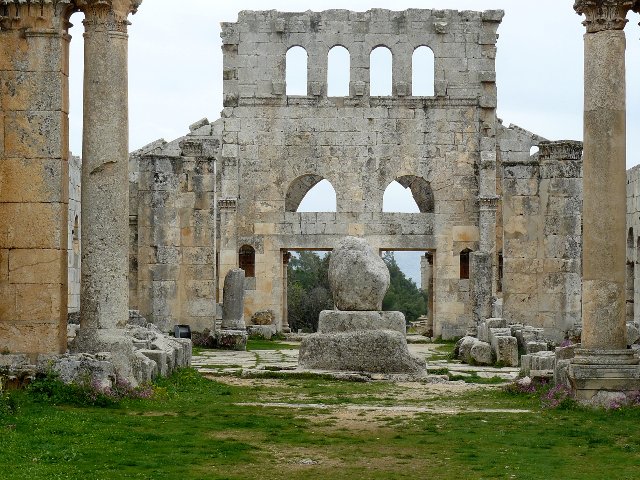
[0,0,73,355]
[77,0,141,344]
[570,0,640,401]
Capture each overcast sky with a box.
[67,0,640,166]
[66,1,640,287]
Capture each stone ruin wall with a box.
[68,154,81,314]
[128,121,220,333]
[499,129,583,341]
[123,8,589,342]
[217,9,505,339]
[626,165,640,325]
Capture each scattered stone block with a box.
[470,341,493,365]
[491,335,518,367]
[526,341,548,354]
[251,309,276,326]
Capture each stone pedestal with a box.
[299,310,424,373]
[569,349,640,401]
[298,237,425,374]
[298,310,425,373]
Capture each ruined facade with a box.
[126,9,586,341]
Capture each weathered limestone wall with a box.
[0,1,73,354]
[68,154,81,314]
[625,165,640,324]
[501,132,583,341]
[132,121,219,332]
[217,9,504,339]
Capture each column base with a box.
[568,349,640,403]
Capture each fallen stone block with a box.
[470,341,493,365]
[215,329,248,351]
[491,335,518,367]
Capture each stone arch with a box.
[286,45,308,95]
[412,45,434,96]
[393,175,434,213]
[285,174,337,212]
[327,45,350,97]
[239,245,256,278]
[370,45,392,96]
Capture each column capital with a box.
[574,0,634,33]
[76,0,141,33]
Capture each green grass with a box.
[2,369,640,479]
[246,339,297,351]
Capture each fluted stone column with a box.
[569,0,640,401]
[77,0,141,346]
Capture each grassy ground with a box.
[2,369,640,479]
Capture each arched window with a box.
[628,227,634,249]
[460,248,472,280]
[382,176,434,213]
[239,245,255,278]
[327,45,350,97]
[370,46,392,96]
[286,46,308,95]
[412,46,434,96]
[286,175,337,212]
[530,146,540,156]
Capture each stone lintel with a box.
[574,0,634,33]
[538,141,583,161]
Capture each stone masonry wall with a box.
[626,164,640,324]
[132,120,219,332]
[68,154,81,314]
[218,9,504,338]
[501,132,583,342]
[0,1,73,354]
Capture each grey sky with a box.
[67,0,640,166]
[66,1,640,286]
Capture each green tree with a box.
[382,252,428,323]
[287,251,332,332]
[287,251,427,331]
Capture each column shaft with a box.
[581,30,627,349]
[80,7,131,333]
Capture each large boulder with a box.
[328,237,390,311]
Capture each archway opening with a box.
[383,176,433,213]
[460,248,472,280]
[412,46,435,96]
[327,45,350,97]
[286,46,308,95]
[286,175,337,213]
[370,46,392,96]
[285,249,332,333]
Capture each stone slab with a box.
[318,310,406,335]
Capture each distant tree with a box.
[382,252,428,323]
[287,251,427,331]
[287,252,332,332]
